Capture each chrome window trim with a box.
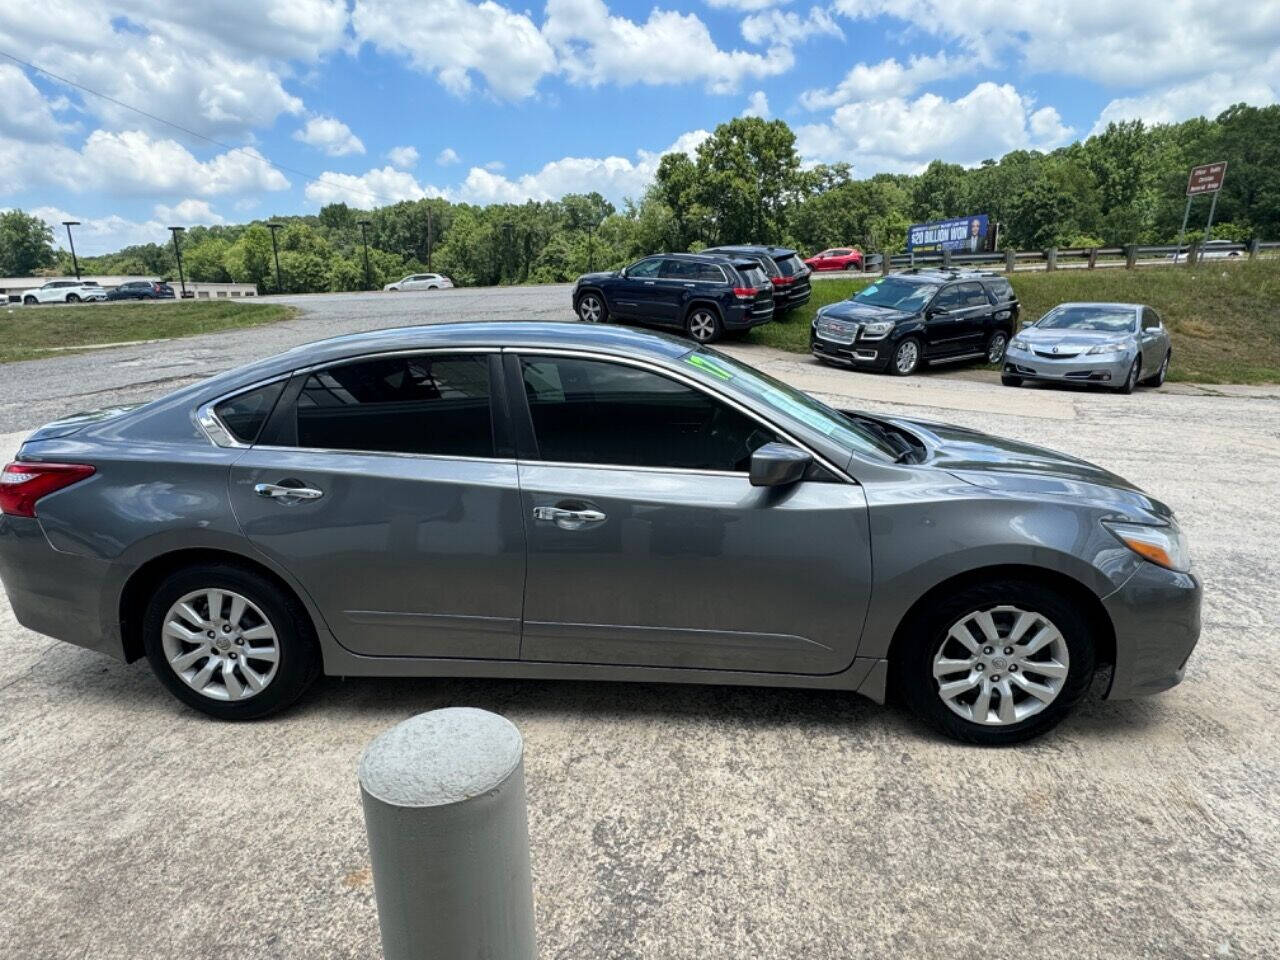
[508,346,857,483]
[196,372,293,449]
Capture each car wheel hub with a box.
[690,313,715,341]
[932,605,1070,726]
[896,342,918,373]
[161,588,280,701]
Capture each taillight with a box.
[733,287,759,299]
[770,276,795,286]
[0,462,96,518]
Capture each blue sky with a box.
[2,0,1277,253]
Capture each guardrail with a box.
[808,239,1279,278]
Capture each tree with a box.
[223,225,275,290]
[183,238,232,282]
[694,117,802,243]
[0,210,56,276]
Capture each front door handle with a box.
[532,505,606,528]
[255,481,324,502]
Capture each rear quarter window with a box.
[214,381,286,444]
[775,254,806,276]
[985,278,1015,302]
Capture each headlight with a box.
[1087,341,1128,355]
[1104,520,1191,572]
[1010,335,1029,351]
[861,320,894,339]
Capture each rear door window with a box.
[294,354,494,457]
[695,263,725,283]
[659,259,698,280]
[775,254,806,276]
[957,282,989,308]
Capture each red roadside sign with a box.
[1186,161,1227,196]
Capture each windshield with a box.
[681,349,899,461]
[1036,305,1136,333]
[851,277,938,311]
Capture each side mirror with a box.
[619,267,628,278]
[749,442,812,488]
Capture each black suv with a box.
[573,253,775,344]
[810,270,1019,376]
[703,244,811,314]
[106,280,176,301]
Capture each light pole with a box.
[167,226,187,298]
[266,222,284,293]
[426,205,433,272]
[357,219,372,290]
[62,221,82,280]
[587,221,595,273]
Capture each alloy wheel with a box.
[987,333,1008,364]
[578,295,603,323]
[161,588,280,701]
[895,339,920,374]
[688,310,717,342]
[932,605,1070,726]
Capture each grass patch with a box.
[745,261,1280,384]
[0,300,297,364]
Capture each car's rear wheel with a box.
[142,564,320,720]
[1146,352,1170,387]
[890,337,921,376]
[66,293,80,303]
[1001,374,1023,387]
[895,579,1095,745]
[1116,356,1141,394]
[685,306,723,344]
[986,331,1009,364]
[577,292,606,323]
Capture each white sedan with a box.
[384,273,454,291]
[23,280,107,304]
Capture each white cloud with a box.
[303,166,449,207]
[387,145,420,168]
[351,0,557,99]
[153,198,226,226]
[436,147,461,166]
[484,160,505,171]
[741,6,843,46]
[29,204,166,256]
[544,0,793,94]
[0,64,74,142]
[795,82,1075,172]
[799,52,975,110]
[704,0,789,9]
[293,116,366,156]
[741,90,770,118]
[0,129,290,197]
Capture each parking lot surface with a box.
[1,287,1278,959]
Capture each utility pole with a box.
[587,222,595,273]
[266,222,284,293]
[62,221,81,280]
[357,219,372,290]
[167,226,187,298]
[426,206,433,272]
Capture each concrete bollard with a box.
[1004,249,1016,273]
[358,708,536,960]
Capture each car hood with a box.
[1017,327,1133,348]
[878,414,1174,522]
[576,270,618,284]
[819,301,914,323]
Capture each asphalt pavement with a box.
[1,286,1278,959]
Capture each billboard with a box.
[907,215,992,253]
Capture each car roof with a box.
[1053,302,1142,310]
[705,244,798,257]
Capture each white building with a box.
[0,275,259,302]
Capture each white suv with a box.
[23,280,107,304]
[383,273,454,291]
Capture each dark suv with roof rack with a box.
[810,269,1019,376]
[702,244,811,314]
[572,253,775,344]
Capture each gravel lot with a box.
[1,287,1278,959]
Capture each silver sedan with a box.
[1002,302,1172,393]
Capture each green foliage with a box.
[0,210,57,275]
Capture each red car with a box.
[805,247,863,271]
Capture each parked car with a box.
[811,270,1019,376]
[572,253,774,344]
[702,244,812,313]
[1199,239,1243,260]
[805,247,863,271]
[384,273,454,291]
[22,280,107,305]
[0,321,1199,744]
[1003,302,1172,393]
[106,281,176,301]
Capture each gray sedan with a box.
[1003,302,1172,393]
[0,322,1200,744]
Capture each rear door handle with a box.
[532,505,606,528]
[643,280,656,285]
[255,481,324,502]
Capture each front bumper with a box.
[810,331,889,369]
[1103,560,1202,699]
[1004,345,1134,384]
[0,515,123,660]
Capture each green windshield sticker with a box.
[684,353,735,381]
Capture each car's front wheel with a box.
[577,292,607,323]
[986,331,1009,364]
[1146,352,1170,387]
[889,337,922,376]
[1001,374,1023,387]
[142,564,320,720]
[1116,356,1141,394]
[895,579,1095,745]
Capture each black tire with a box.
[142,564,320,721]
[1001,374,1023,387]
[1145,351,1170,387]
[428,285,438,290]
[894,578,1096,745]
[889,336,922,376]
[576,291,607,323]
[23,295,37,305]
[66,293,80,303]
[685,305,723,344]
[1116,356,1141,394]
[985,330,1009,364]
